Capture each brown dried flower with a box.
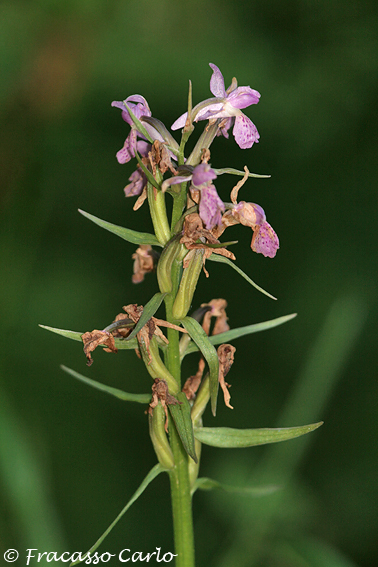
[81,330,118,367]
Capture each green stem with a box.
[168,427,196,567]
[164,261,196,567]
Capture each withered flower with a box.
[81,330,118,367]
[217,344,236,409]
[180,213,235,277]
[148,378,181,432]
[148,140,178,177]
[201,298,230,336]
[182,359,206,401]
[132,245,158,284]
[122,304,187,363]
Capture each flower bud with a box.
[172,249,204,320]
[157,239,184,293]
[149,402,175,469]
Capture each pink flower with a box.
[172,64,261,149]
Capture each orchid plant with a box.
[41,63,322,567]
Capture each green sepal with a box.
[60,365,151,404]
[194,422,323,448]
[213,167,270,179]
[78,209,161,246]
[207,254,277,300]
[168,392,197,463]
[192,477,279,497]
[183,314,297,357]
[180,316,219,416]
[69,463,165,566]
[141,116,180,155]
[125,292,168,342]
[39,325,138,350]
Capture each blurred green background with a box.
[1,1,377,565]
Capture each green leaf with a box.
[192,477,279,497]
[168,392,197,463]
[60,365,151,404]
[70,464,165,566]
[207,254,277,300]
[125,292,168,342]
[78,209,161,246]
[183,314,297,356]
[180,316,219,416]
[194,422,323,448]
[39,324,139,350]
[213,167,270,179]
[205,240,238,249]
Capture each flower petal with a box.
[227,86,260,109]
[233,115,260,149]
[124,169,146,197]
[192,163,217,187]
[171,112,187,130]
[116,130,137,164]
[209,63,227,98]
[199,184,225,230]
[251,222,279,258]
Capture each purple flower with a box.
[229,192,279,258]
[112,95,152,164]
[124,168,147,197]
[112,95,151,126]
[172,64,261,149]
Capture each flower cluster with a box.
[112,63,279,260]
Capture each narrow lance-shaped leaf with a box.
[208,254,277,300]
[70,464,165,566]
[183,314,297,357]
[168,392,197,463]
[60,365,151,404]
[192,477,279,497]
[194,422,323,448]
[180,316,219,416]
[78,209,161,246]
[126,292,168,342]
[39,325,139,350]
